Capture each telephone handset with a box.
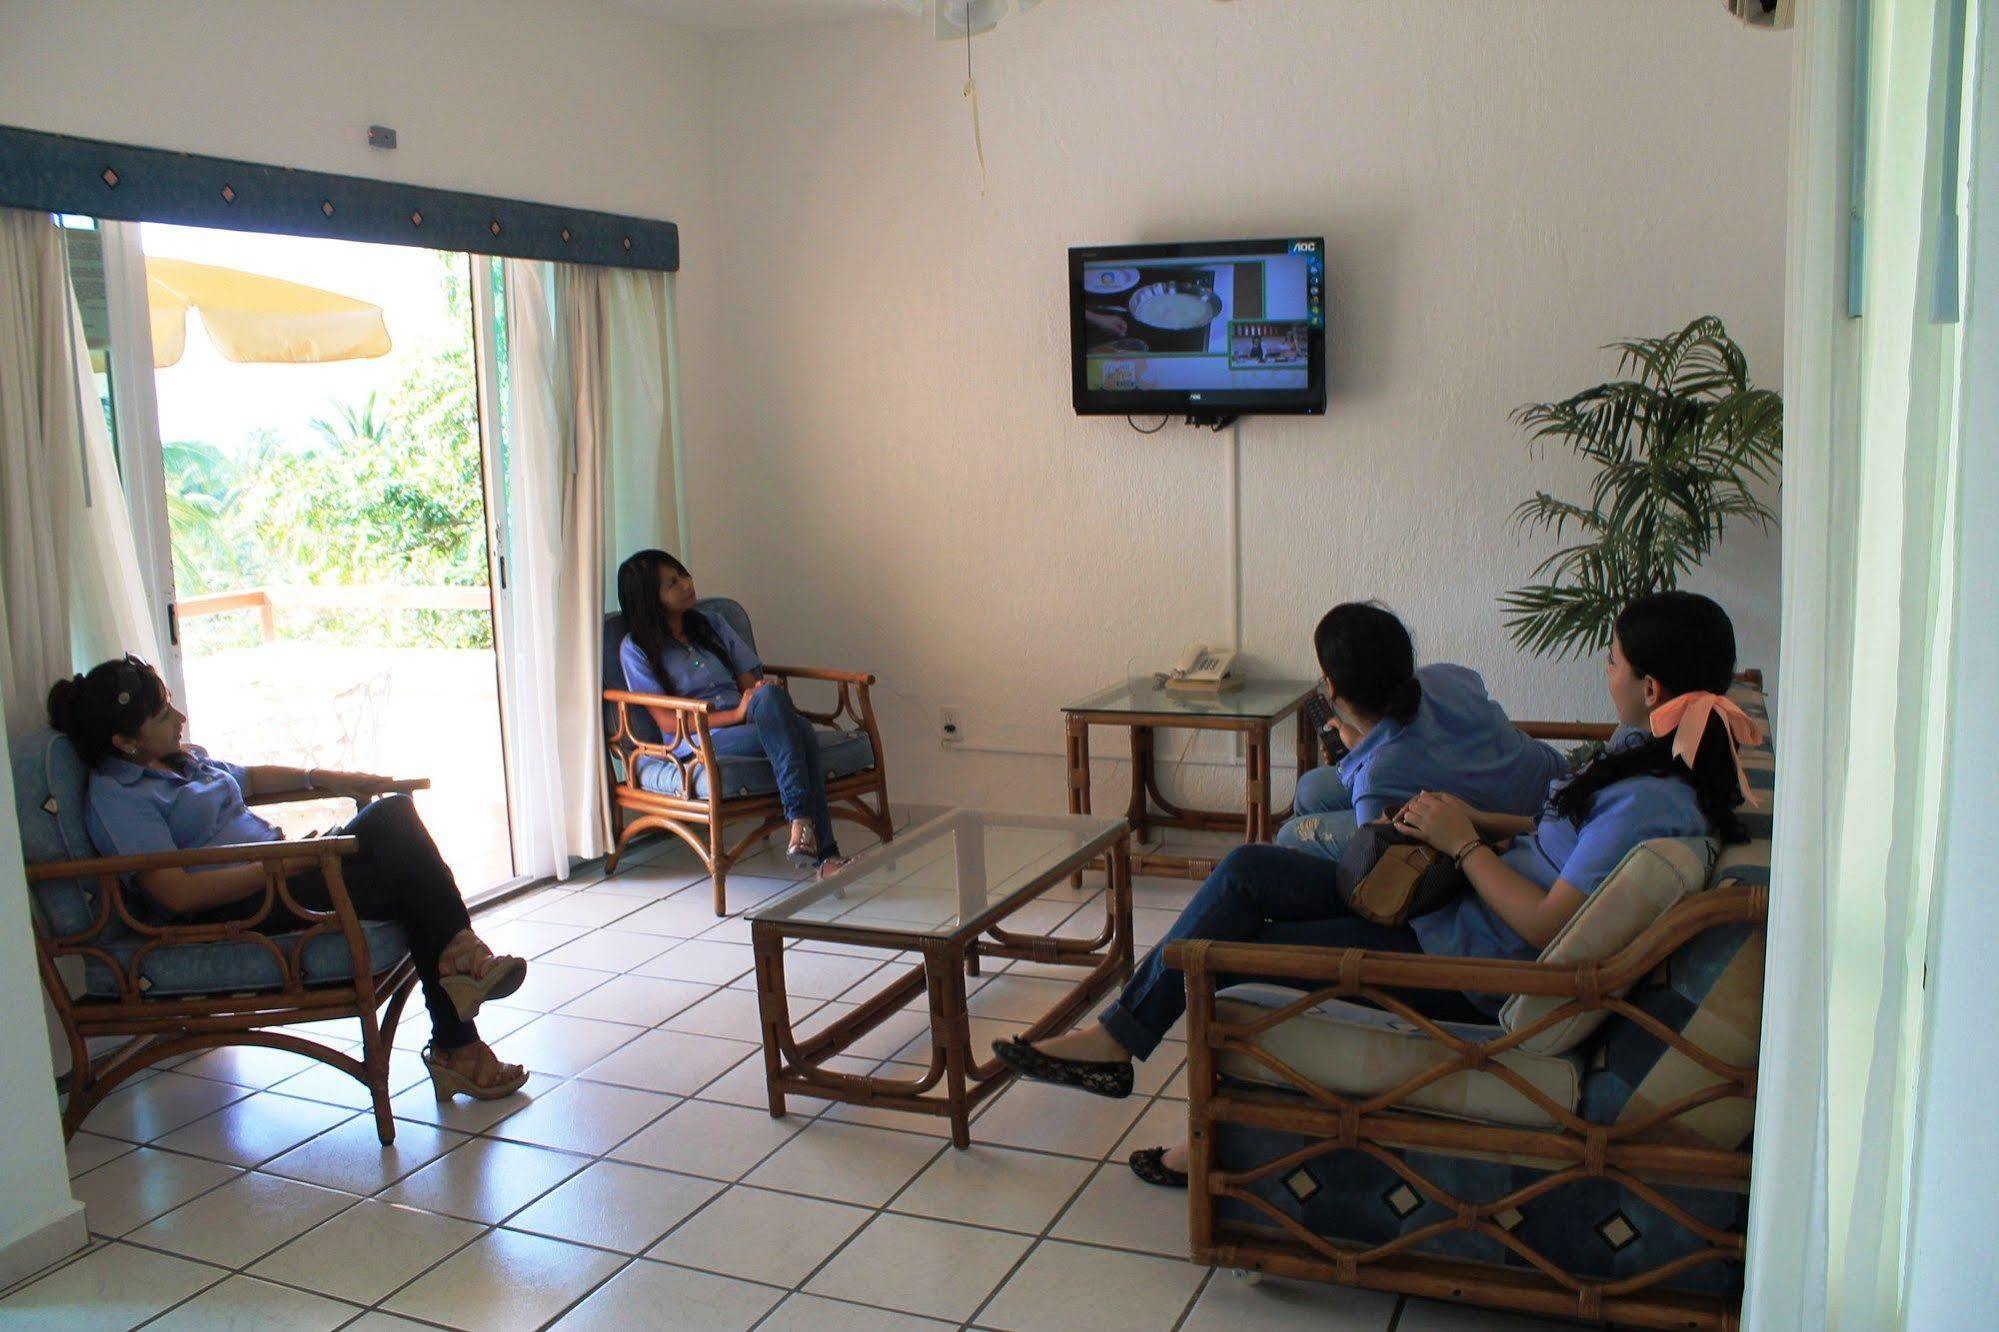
[1175,642,1237,682]
[1166,642,1244,695]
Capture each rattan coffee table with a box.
[748,809,1133,1148]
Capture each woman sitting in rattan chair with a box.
[48,656,529,1100]
[616,548,849,879]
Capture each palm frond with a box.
[1502,315,1782,658]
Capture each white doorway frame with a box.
[469,256,537,904]
[95,219,184,706]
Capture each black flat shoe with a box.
[991,1038,1134,1099]
[1128,1146,1189,1189]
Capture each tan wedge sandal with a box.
[787,818,818,865]
[423,1042,528,1101]
[436,932,527,1022]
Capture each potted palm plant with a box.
[1501,315,1782,658]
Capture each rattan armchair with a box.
[20,762,427,1145]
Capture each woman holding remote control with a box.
[1277,602,1566,860]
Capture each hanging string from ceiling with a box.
[964,16,986,191]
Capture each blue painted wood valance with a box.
[0,124,678,270]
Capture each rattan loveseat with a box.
[1168,677,1772,1329]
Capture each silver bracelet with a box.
[303,766,316,791]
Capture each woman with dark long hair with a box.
[996,591,1761,1188]
[615,549,845,876]
[48,657,528,1100]
[1277,602,1567,860]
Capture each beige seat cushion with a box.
[1213,985,1582,1129]
[1499,836,1716,1055]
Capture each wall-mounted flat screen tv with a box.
[1069,236,1326,419]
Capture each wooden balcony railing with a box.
[177,585,492,642]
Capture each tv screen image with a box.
[1069,236,1326,419]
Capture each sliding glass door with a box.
[77,220,523,900]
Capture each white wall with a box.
[1,0,1790,820]
[693,0,1791,812]
[0,698,85,1283]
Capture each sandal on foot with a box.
[423,1043,528,1101]
[1128,1146,1189,1189]
[787,819,818,865]
[991,1037,1134,1099]
[436,935,527,1021]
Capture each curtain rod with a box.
[0,124,679,272]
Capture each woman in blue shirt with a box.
[48,657,529,1101]
[616,549,846,876]
[995,591,1758,1189]
[1276,603,1567,860]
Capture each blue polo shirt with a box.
[618,619,762,712]
[1410,727,1712,998]
[1338,663,1570,825]
[86,746,282,860]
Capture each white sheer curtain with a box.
[500,260,605,879]
[0,208,158,736]
[1747,1,1974,1326]
[601,268,686,584]
[500,261,681,881]
[1903,8,1999,1319]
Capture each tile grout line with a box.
[516,836,928,1330]
[959,1069,1190,1330]
[1172,1267,1222,1332]
[519,1002,952,1329]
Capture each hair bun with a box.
[1387,673,1423,724]
[46,674,84,732]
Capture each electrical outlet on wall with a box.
[940,705,964,747]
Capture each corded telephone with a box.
[1166,641,1243,695]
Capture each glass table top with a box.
[751,809,1127,940]
[1063,676,1318,721]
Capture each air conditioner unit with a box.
[1726,0,1796,30]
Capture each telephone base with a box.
[1165,674,1247,697]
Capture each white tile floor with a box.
[4,825,1585,1331]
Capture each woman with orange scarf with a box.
[1392,590,1764,995]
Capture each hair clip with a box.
[117,691,131,705]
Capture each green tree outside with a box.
[169,255,493,652]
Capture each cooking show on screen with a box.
[1078,244,1322,394]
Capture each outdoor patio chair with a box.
[11,726,427,1144]
[1169,675,1771,1331]
[601,597,894,915]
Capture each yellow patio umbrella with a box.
[145,256,393,368]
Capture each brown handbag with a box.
[1335,820,1474,926]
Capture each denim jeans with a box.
[1097,843,1487,1059]
[708,684,838,860]
[1274,765,1358,861]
